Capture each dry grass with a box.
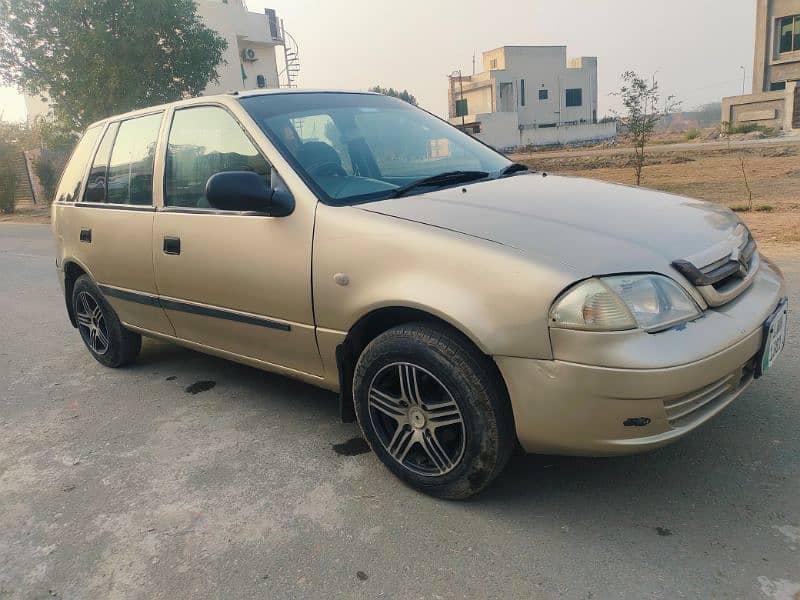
[513,143,800,250]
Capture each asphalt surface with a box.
[1,223,798,600]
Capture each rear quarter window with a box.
[105,113,163,205]
[53,125,102,203]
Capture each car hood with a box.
[356,174,742,277]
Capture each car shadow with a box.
[132,337,341,420]
[131,336,794,525]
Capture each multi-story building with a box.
[25,0,293,122]
[446,46,616,149]
[722,0,800,132]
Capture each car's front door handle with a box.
[163,237,181,255]
[80,229,91,243]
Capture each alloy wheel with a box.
[75,291,110,355]
[367,362,466,476]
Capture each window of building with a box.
[106,113,163,205]
[490,58,497,69]
[539,88,549,101]
[770,81,787,91]
[520,79,526,106]
[778,14,800,53]
[83,122,119,203]
[53,125,102,203]
[565,88,583,107]
[165,106,269,209]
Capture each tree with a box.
[369,85,418,106]
[613,71,678,186]
[721,121,754,211]
[0,0,227,131]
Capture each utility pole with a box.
[740,65,746,95]
[449,70,466,126]
[459,70,465,126]
[651,70,659,115]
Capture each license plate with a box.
[758,299,788,377]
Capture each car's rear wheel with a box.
[353,322,515,499]
[72,275,141,368]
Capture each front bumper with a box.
[497,255,786,456]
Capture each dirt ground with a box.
[513,141,800,251]
[0,207,50,224]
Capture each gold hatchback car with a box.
[52,90,788,498]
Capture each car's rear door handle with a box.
[163,236,181,255]
[79,229,91,243]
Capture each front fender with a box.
[312,204,575,359]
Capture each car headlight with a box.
[550,274,702,332]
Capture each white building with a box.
[25,0,291,122]
[448,46,616,149]
[196,0,285,94]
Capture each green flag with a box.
[241,63,247,83]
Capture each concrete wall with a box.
[450,112,616,150]
[722,81,798,131]
[460,84,494,116]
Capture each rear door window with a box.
[106,113,163,205]
[54,125,102,203]
[164,106,269,209]
[83,122,119,203]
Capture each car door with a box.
[152,104,321,376]
[60,112,174,335]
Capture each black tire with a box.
[353,322,515,500]
[72,275,141,368]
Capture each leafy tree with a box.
[613,71,678,185]
[369,85,418,106]
[0,0,227,131]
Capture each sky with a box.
[0,0,758,122]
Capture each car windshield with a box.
[239,92,511,205]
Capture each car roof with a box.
[85,89,382,129]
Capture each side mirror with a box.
[205,171,294,216]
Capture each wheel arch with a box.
[62,259,91,328]
[335,305,506,423]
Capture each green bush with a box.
[685,128,700,140]
[34,154,61,204]
[724,122,777,136]
[0,143,16,214]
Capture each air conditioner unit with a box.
[241,48,257,62]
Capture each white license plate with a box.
[760,301,788,375]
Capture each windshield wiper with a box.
[497,163,530,178]
[390,171,489,198]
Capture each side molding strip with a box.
[98,285,160,307]
[97,285,291,331]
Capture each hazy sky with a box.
[0,0,757,122]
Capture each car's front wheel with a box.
[353,322,515,499]
[72,275,141,368]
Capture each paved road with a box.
[1,223,798,600]
[517,134,800,160]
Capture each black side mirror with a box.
[205,171,294,216]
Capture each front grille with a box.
[672,226,759,307]
[662,357,756,428]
